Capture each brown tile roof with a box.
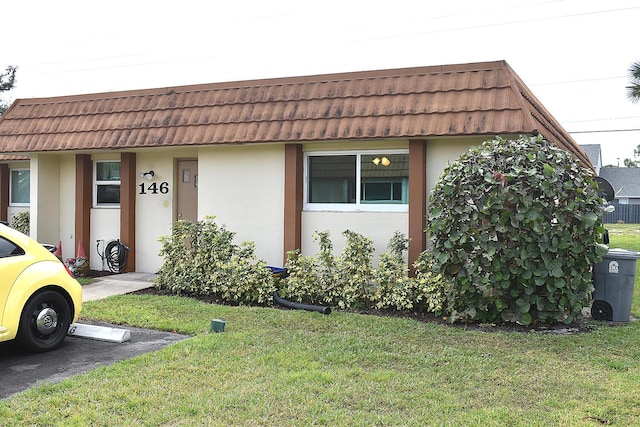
[0,155,28,161]
[0,60,590,166]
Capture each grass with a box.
[1,227,640,426]
[75,277,94,286]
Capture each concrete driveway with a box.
[1,273,189,400]
[0,321,188,399]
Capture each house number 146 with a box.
[139,182,169,195]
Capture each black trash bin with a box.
[591,248,640,322]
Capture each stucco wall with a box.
[90,208,120,271]
[134,151,184,273]
[425,137,485,204]
[31,154,61,246]
[59,156,76,261]
[302,211,408,264]
[198,144,285,267]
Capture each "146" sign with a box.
[139,182,169,195]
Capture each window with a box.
[306,151,409,211]
[308,155,356,203]
[0,236,25,258]
[95,161,121,206]
[10,169,30,206]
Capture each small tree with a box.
[0,65,17,115]
[623,144,640,168]
[427,135,608,325]
[627,61,640,103]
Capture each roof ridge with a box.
[4,107,527,138]
[11,61,510,104]
[8,85,514,119]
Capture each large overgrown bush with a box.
[155,217,275,305]
[427,135,608,325]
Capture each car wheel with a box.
[17,290,71,352]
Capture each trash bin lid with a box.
[604,248,640,260]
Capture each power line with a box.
[16,3,640,79]
[565,116,640,124]
[531,75,628,86]
[569,128,640,134]
[349,5,640,43]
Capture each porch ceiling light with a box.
[140,170,155,180]
[372,157,390,166]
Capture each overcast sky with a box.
[2,0,638,166]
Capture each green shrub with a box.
[282,230,357,308]
[339,230,376,308]
[282,230,448,312]
[279,249,321,303]
[155,217,275,305]
[427,135,608,325]
[10,211,29,235]
[371,232,414,310]
[408,250,453,314]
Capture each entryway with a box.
[176,160,198,223]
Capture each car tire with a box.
[17,290,71,352]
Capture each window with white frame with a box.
[305,151,409,211]
[94,161,121,206]
[10,169,30,206]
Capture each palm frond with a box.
[627,61,640,103]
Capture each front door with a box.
[177,160,198,223]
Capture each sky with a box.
[2,0,638,166]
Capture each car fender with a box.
[0,260,82,341]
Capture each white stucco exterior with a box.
[198,144,285,268]
[13,135,492,273]
[133,150,183,273]
[31,154,61,246]
[59,155,76,261]
[302,211,408,263]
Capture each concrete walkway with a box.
[82,272,157,302]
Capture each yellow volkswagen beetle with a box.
[0,223,82,352]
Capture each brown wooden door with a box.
[177,160,198,223]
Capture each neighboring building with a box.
[579,143,640,223]
[599,167,640,224]
[599,167,640,205]
[0,60,591,273]
[579,144,603,176]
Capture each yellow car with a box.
[0,223,82,352]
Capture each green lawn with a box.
[1,228,639,426]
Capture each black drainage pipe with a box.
[273,291,331,315]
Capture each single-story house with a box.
[0,60,591,273]
[599,167,640,205]
[598,167,640,223]
[578,144,640,223]
[600,167,640,205]
[579,144,602,176]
